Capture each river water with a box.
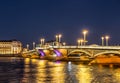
[0,57,120,83]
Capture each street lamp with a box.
[82,30,88,45]
[40,38,45,46]
[101,37,104,46]
[42,38,45,45]
[80,39,84,46]
[40,38,42,45]
[77,39,81,46]
[55,35,59,42]
[58,34,62,43]
[105,35,109,46]
[63,42,66,46]
[33,42,35,49]
[55,34,62,46]
[26,44,29,51]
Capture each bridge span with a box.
[34,45,120,58]
[22,45,120,64]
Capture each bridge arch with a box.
[68,50,91,56]
[94,51,120,57]
[53,49,62,56]
[38,49,45,56]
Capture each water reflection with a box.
[76,63,92,83]
[90,64,117,83]
[49,61,66,83]
[114,68,120,82]
[0,57,120,83]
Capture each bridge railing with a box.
[35,45,120,50]
[22,49,36,54]
[49,45,120,50]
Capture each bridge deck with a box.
[36,46,120,50]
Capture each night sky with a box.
[0,0,120,47]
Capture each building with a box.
[45,40,63,46]
[0,39,22,54]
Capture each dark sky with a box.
[0,0,120,47]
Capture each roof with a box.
[0,39,18,42]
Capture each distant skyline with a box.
[0,0,120,47]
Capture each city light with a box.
[55,34,62,43]
[101,35,110,46]
[26,44,29,51]
[58,34,62,43]
[40,38,45,45]
[63,42,66,46]
[82,30,88,45]
[1,1,120,83]
[77,39,84,46]
[55,35,59,42]
[80,39,84,46]
[77,39,81,46]
[33,42,35,49]
[105,35,110,46]
[101,36,104,46]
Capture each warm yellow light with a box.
[40,38,45,42]
[83,30,88,35]
[26,44,29,47]
[40,38,42,41]
[80,39,83,42]
[58,34,62,38]
[56,35,58,38]
[77,39,80,43]
[33,42,35,44]
[101,37,104,40]
[105,35,109,39]
[55,34,62,43]
[63,42,66,46]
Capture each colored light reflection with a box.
[53,49,61,56]
[38,49,45,56]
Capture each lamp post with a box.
[105,36,109,46]
[40,38,42,45]
[33,42,35,49]
[42,38,45,45]
[55,35,59,42]
[82,30,88,45]
[56,34,62,46]
[101,37,104,46]
[26,44,29,51]
[58,34,62,43]
[63,42,66,46]
[40,38,45,46]
[77,39,80,46]
[80,39,84,46]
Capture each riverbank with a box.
[0,54,22,57]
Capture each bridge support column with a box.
[109,64,113,68]
[91,50,94,58]
[99,64,103,68]
[55,49,68,56]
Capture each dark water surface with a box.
[0,57,120,83]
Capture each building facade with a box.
[0,40,22,54]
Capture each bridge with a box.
[34,45,120,58]
[22,45,120,64]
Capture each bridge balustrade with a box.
[48,46,120,50]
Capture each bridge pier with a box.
[34,46,120,61]
[109,64,113,68]
[54,48,68,56]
